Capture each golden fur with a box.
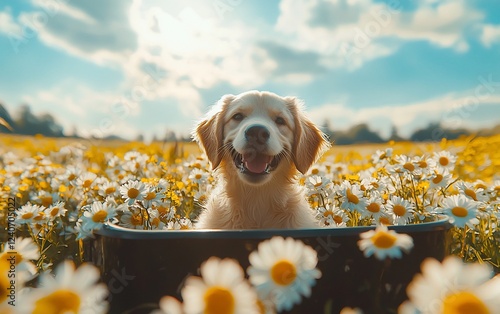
[193,90,329,229]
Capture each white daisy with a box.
[363,193,386,220]
[120,209,146,229]
[181,257,258,314]
[358,224,413,260]
[76,172,98,190]
[339,182,368,214]
[97,181,120,198]
[119,180,147,205]
[305,175,331,191]
[32,191,60,208]
[147,208,166,230]
[455,181,489,202]
[142,185,164,208]
[19,260,108,313]
[440,194,479,228]
[371,148,393,165]
[413,155,431,174]
[394,155,417,174]
[316,205,348,227]
[430,151,456,172]
[428,170,453,190]
[247,237,321,312]
[386,196,415,225]
[15,203,43,225]
[46,201,68,220]
[82,201,117,230]
[401,256,500,314]
[188,168,209,184]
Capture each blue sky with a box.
[1,0,500,140]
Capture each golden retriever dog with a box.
[193,90,330,229]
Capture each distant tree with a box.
[135,134,145,142]
[14,105,65,137]
[332,123,385,145]
[409,122,470,142]
[388,125,405,142]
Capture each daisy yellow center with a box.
[50,207,60,216]
[127,188,140,199]
[393,204,406,217]
[433,174,444,184]
[41,196,53,207]
[494,186,500,192]
[346,189,359,204]
[323,211,333,218]
[418,161,428,168]
[367,203,381,213]
[22,212,34,220]
[105,187,116,195]
[92,210,108,223]
[475,183,487,190]
[33,289,81,314]
[333,215,344,225]
[271,260,297,286]
[379,216,392,225]
[451,206,468,218]
[314,181,323,188]
[371,182,379,189]
[403,162,415,172]
[439,156,450,166]
[195,174,203,180]
[442,291,489,314]
[145,192,157,200]
[67,174,77,181]
[131,214,143,226]
[34,212,46,221]
[371,231,397,249]
[464,189,478,201]
[311,168,319,175]
[83,179,92,188]
[203,286,235,314]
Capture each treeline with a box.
[1,103,499,143]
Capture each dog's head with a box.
[193,91,330,185]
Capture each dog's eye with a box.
[232,113,245,121]
[275,117,286,125]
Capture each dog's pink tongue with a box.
[243,153,272,173]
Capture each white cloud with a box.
[308,92,500,137]
[0,8,22,38]
[14,0,135,65]
[20,83,127,137]
[273,0,483,70]
[382,1,482,52]
[481,24,500,48]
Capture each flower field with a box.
[1,133,500,313]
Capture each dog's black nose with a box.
[245,124,270,143]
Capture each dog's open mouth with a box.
[232,149,280,175]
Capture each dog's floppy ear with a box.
[193,94,234,170]
[287,97,330,174]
